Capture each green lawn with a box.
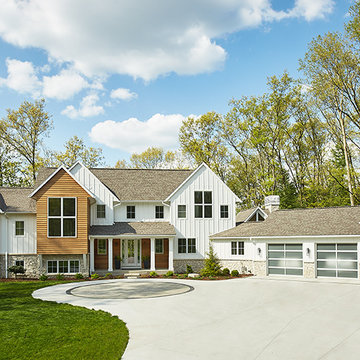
[0,281,129,360]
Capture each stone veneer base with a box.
[173,259,204,273]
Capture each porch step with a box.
[124,272,140,279]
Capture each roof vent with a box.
[264,195,280,213]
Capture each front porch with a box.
[89,237,174,273]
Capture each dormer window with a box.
[194,191,212,218]
[249,212,264,222]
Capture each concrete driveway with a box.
[33,277,360,360]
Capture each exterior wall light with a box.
[257,247,261,256]
[306,247,310,256]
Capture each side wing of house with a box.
[31,168,91,255]
[167,163,239,267]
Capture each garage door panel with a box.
[317,252,336,260]
[268,243,303,276]
[316,243,358,279]
[338,270,358,278]
[286,268,303,276]
[285,251,302,259]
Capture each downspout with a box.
[250,237,254,274]
[5,213,8,278]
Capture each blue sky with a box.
[0,0,352,166]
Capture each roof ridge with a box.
[0,187,34,190]
[90,167,193,171]
[276,205,360,212]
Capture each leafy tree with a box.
[179,112,229,181]
[0,99,52,182]
[48,136,104,168]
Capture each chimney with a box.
[264,195,280,213]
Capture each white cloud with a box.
[0,0,334,81]
[43,69,88,100]
[62,94,104,119]
[0,58,41,96]
[110,88,138,101]
[89,113,187,153]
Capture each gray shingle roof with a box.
[35,167,193,201]
[236,208,257,223]
[212,206,360,238]
[0,187,36,213]
[90,222,176,236]
[89,168,193,201]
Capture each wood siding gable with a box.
[33,169,90,254]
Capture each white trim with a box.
[29,165,94,198]
[243,207,268,222]
[165,163,241,202]
[211,235,360,240]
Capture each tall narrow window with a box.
[178,238,186,254]
[15,221,24,236]
[194,191,212,218]
[97,239,107,255]
[177,205,186,218]
[48,197,76,237]
[127,205,135,219]
[220,205,229,218]
[155,239,164,253]
[97,204,106,218]
[155,206,164,219]
[188,238,196,253]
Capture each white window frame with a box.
[231,241,244,256]
[177,204,187,219]
[15,220,25,236]
[194,191,212,219]
[47,197,77,238]
[47,260,80,274]
[127,205,136,219]
[177,238,196,254]
[155,239,164,254]
[96,204,106,219]
[155,206,164,219]
[220,205,229,219]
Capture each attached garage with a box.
[317,244,358,279]
[268,244,303,276]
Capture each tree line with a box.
[1,2,360,210]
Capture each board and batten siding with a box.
[169,165,237,259]
[212,240,254,260]
[70,163,117,226]
[114,202,170,222]
[33,169,90,254]
[7,214,36,254]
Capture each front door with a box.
[122,239,141,268]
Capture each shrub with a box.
[231,269,239,277]
[105,273,113,279]
[149,271,158,278]
[8,265,25,278]
[186,265,193,274]
[165,271,174,277]
[222,268,230,276]
[39,274,48,281]
[56,273,65,281]
[200,243,221,277]
[75,273,84,280]
[177,274,187,279]
[91,273,100,280]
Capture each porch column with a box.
[89,238,95,272]
[168,237,174,271]
[150,238,156,271]
[108,238,113,271]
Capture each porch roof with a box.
[90,221,176,237]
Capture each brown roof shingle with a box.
[212,206,360,238]
[90,222,176,236]
[0,188,36,213]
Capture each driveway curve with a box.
[33,277,360,360]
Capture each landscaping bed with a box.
[0,280,129,360]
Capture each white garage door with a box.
[268,244,303,276]
[317,244,358,278]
